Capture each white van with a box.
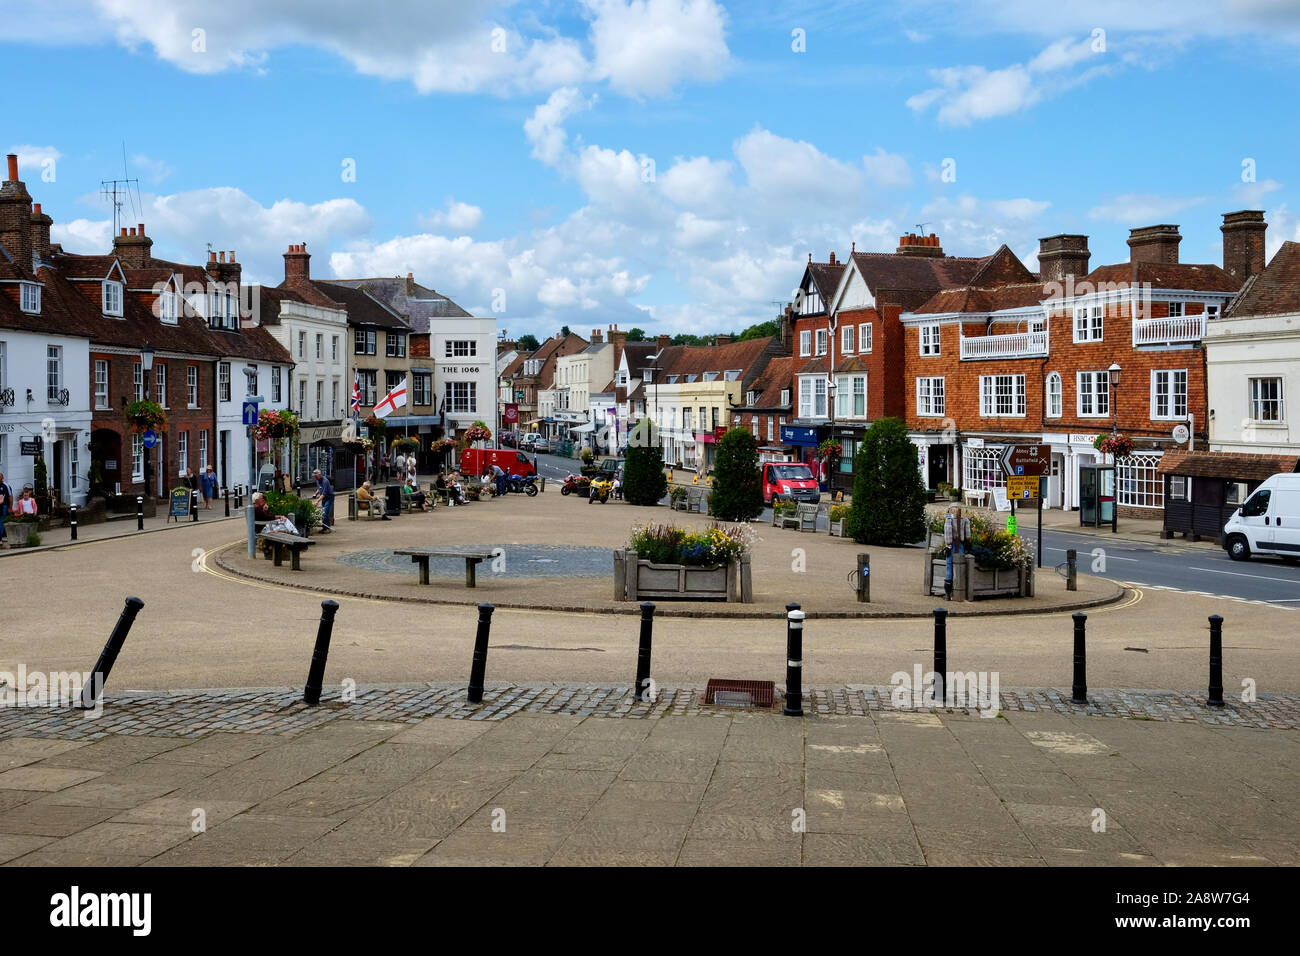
[1223,472,1300,562]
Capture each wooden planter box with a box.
[828,517,846,537]
[614,550,753,602]
[922,540,1033,601]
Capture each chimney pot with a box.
[128,227,135,237]
[209,251,217,262]
[229,250,235,262]
[121,228,129,237]
[1127,224,1182,265]
[138,223,145,235]
[5,154,16,181]
[33,203,41,215]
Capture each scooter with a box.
[588,477,615,504]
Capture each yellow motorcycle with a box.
[588,477,615,504]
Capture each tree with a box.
[627,328,647,341]
[517,333,539,353]
[845,417,927,546]
[738,320,778,341]
[709,428,763,521]
[622,418,668,506]
[560,325,571,338]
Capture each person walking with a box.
[943,505,971,601]
[311,469,336,533]
[0,471,11,548]
[13,486,38,517]
[201,466,218,509]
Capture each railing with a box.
[1133,314,1206,346]
[0,388,13,409]
[960,329,1048,360]
[47,388,70,406]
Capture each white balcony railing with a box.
[959,329,1048,360]
[1133,314,1206,346]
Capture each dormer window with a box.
[103,280,124,317]
[723,369,741,382]
[160,291,178,324]
[20,282,40,314]
[702,372,718,382]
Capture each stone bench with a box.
[258,532,315,571]
[393,548,496,587]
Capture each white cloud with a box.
[861,148,912,189]
[130,153,174,184]
[524,87,595,168]
[903,29,929,43]
[918,194,1052,253]
[50,217,111,252]
[584,0,731,97]
[1233,179,1283,206]
[1088,193,1206,223]
[423,198,483,233]
[733,127,861,205]
[7,144,62,174]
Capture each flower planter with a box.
[614,550,752,602]
[828,517,846,537]
[923,549,1033,600]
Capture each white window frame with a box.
[155,363,167,408]
[178,431,188,476]
[187,365,199,408]
[1116,453,1164,509]
[963,446,1004,493]
[780,388,790,407]
[1073,304,1103,343]
[1167,301,1184,318]
[1150,369,1188,421]
[316,380,324,418]
[387,332,408,358]
[799,330,811,357]
[199,430,208,470]
[94,359,109,409]
[20,282,40,314]
[133,361,143,402]
[1249,377,1284,423]
[980,374,1027,418]
[332,380,340,417]
[46,345,63,403]
[102,280,123,317]
[1046,372,1062,419]
[859,323,872,354]
[160,291,177,324]
[298,331,306,358]
[444,380,477,414]
[815,329,828,356]
[1076,370,1110,418]
[272,366,282,403]
[332,336,339,362]
[841,325,854,354]
[218,362,231,403]
[445,340,476,358]
[920,323,941,356]
[131,433,144,481]
[916,377,945,417]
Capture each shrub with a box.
[26,532,40,548]
[829,503,850,523]
[622,419,668,506]
[845,417,927,546]
[668,486,687,506]
[708,428,763,522]
[265,491,320,531]
[773,500,796,517]
[627,522,754,566]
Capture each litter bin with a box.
[385,485,402,517]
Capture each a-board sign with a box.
[169,486,191,518]
[991,487,1010,512]
[1006,476,1040,499]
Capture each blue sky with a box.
[2,0,1297,337]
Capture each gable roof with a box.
[807,261,847,301]
[1081,261,1240,295]
[323,277,472,333]
[845,250,993,312]
[1226,241,1300,317]
[744,355,795,408]
[291,280,409,329]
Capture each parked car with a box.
[520,433,540,450]
[1223,473,1300,561]
[460,448,538,478]
[596,457,625,479]
[761,461,820,505]
[499,431,519,448]
[531,436,553,454]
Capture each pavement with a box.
[1,702,1297,867]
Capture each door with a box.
[1049,454,1063,509]
[1269,489,1300,554]
[928,445,949,488]
[1079,466,1098,526]
[52,440,65,504]
[1237,486,1271,550]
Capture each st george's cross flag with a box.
[373,376,409,419]
[350,371,361,416]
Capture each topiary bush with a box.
[622,418,668,506]
[845,417,927,546]
[708,428,763,521]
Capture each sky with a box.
[2,0,1299,340]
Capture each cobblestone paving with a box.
[334,545,613,578]
[1,683,1294,741]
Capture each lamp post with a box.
[1108,362,1121,534]
[824,375,837,494]
[141,345,155,500]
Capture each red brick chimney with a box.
[0,153,34,272]
[779,304,793,354]
[1128,224,1181,264]
[1221,210,1267,282]
[29,202,52,262]
[406,271,416,296]
[607,324,627,368]
[283,243,311,282]
[112,220,154,268]
[656,333,671,351]
[714,333,731,345]
[897,232,944,258]
[591,328,603,344]
[1037,234,1090,286]
[828,251,836,265]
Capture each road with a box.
[530,451,1300,607]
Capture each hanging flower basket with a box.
[391,436,420,453]
[1093,434,1134,458]
[363,415,387,437]
[465,422,492,443]
[124,399,167,435]
[818,438,842,464]
[250,408,300,457]
[429,438,456,454]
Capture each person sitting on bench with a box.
[252,492,272,522]
[403,478,431,512]
[356,480,389,520]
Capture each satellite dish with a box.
[1172,424,1190,444]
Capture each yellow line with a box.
[198,542,407,607]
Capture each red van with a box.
[761,461,820,505]
[460,448,538,478]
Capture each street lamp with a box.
[824,375,836,493]
[141,345,155,499]
[1107,362,1121,535]
[1108,362,1121,437]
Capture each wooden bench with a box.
[796,502,819,532]
[393,548,496,587]
[686,487,707,513]
[772,505,799,530]
[258,532,315,571]
[355,494,385,519]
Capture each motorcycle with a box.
[560,474,590,497]
[588,477,615,504]
[507,473,539,497]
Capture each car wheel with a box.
[1227,535,1251,561]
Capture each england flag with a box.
[373,376,408,419]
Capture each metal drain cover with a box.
[704,679,775,708]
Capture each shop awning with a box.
[570,422,597,434]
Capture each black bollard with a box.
[783,602,804,717]
[467,603,495,703]
[1207,614,1225,707]
[136,495,144,531]
[224,489,230,517]
[634,602,655,701]
[70,504,78,541]
[78,597,144,709]
[191,489,199,522]
[303,600,340,706]
[1071,612,1088,704]
[1066,549,1077,591]
[933,607,948,707]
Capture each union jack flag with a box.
[350,371,361,415]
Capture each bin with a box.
[385,485,402,517]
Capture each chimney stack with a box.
[206,245,242,293]
[283,242,311,282]
[896,232,944,258]
[0,153,34,272]
[591,328,603,344]
[1127,224,1181,265]
[29,201,52,262]
[112,221,154,268]
[828,251,836,265]
[779,303,793,354]
[607,324,627,368]
[657,333,671,351]
[406,271,415,295]
[714,333,731,346]
[1221,210,1267,283]
[1037,234,1091,286]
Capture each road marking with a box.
[1188,566,1300,584]
[1122,581,1298,611]
[1044,547,1138,561]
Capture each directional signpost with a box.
[1001,444,1048,569]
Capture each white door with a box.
[1049,454,1063,509]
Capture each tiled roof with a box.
[298,281,410,329]
[808,262,847,301]
[849,250,992,310]
[210,323,294,363]
[1082,261,1240,294]
[796,357,829,375]
[1226,242,1300,317]
[745,355,795,407]
[914,282,1051,315]
[657,336,775,381]
[323,277,472,333]
[0,265,102,338]
[48,253,125,281]
[1157,450,1299,480]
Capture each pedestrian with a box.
[0,471,11,548]
[490,462,506,497]
[406,455,418,486]
[311,468,335,532]
[943,505,971,601]
[12,485,38,517]
[201,466,218,509]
